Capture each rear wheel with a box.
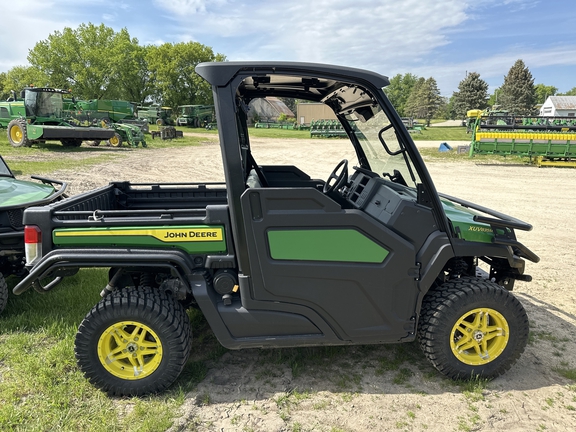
[0,273,8,315]
[7,119,31,147]
[418,277,528,379]
[107,133,122,147]
[75,286,192,396]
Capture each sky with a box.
[1,0,575,97]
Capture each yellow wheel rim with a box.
[97,321,163,380]
[109,135,120,147]
[10,126,23,144]
[450,308,509,365]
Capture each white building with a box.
[539,96,576,117]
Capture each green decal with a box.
[267,229,388,263]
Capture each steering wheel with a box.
[323,159,349,194]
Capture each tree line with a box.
[0,23,225,108]
[1,23,574,118]
[386,59,576,121]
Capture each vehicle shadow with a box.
[178,292,576,405]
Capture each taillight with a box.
[24,225,42,264]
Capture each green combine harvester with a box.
[468,109,576,167]
[137,105,174,126]
[176,105,214,127]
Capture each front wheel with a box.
[107,133,123,147]
[7,119,31,147]
[75,286,192,396]
[418,277,528,379]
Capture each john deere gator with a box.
[13,62,538,396]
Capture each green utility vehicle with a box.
[0,88,114,147]
[137,105,174,126]
[0,155,67,314]
[13,62,539,396]
[176,104,214,127]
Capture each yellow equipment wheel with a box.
[418,277,528,379]
[75,286,192,396]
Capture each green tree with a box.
[146,42,226,108]
[112,44,154,104]
[405,77,442,126]
[27,23,143,100]
[404,77,425,118]
[559,87,576,96]
[443,95,460,120]
[0,73,5,100]
[534,84,557,104]
[451,72,489,118]
[499,59,536,115]
[488,87,501,107]
[0,66,50,99]
[384,73,419,117]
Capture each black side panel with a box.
[241,187,420,344]
[218,300,322,338]
[260,165,323,188]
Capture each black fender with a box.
[12,248,196,295]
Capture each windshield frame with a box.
[0,155,15,177]
[340,104,422,189]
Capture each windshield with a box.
[343,104,422,188]
[25,91,64,118]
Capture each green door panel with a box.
[267,229,389,263]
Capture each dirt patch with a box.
[48,135,576,431]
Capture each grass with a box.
[0,270,218,431]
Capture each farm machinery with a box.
[66,99,147,148]
[137,105,175,126]
[310,119,358,137]
[176,104,214,127]
[467,109,576,167]
[0,87,114,147]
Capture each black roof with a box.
[196,61,389,103]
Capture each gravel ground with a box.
[28,134,576,431]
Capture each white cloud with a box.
[153,0,220,15]
[1,0,571,95]
[160,0,470,67]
